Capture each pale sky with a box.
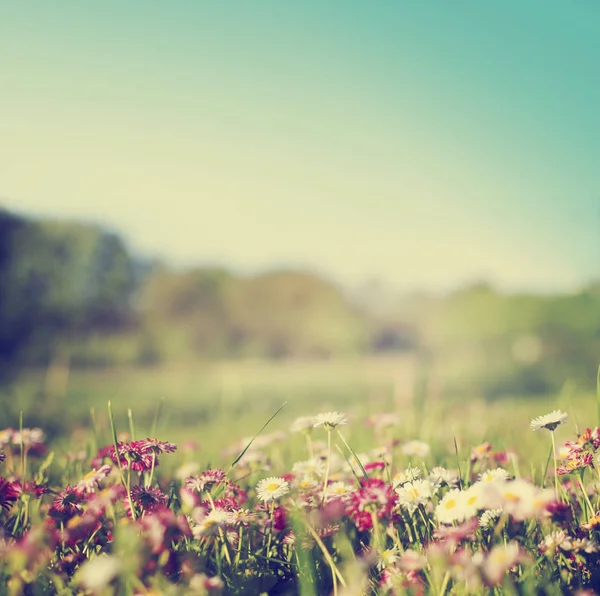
[1,1,598,292]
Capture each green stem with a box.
[322,430,332,504]
[550,431,559,501]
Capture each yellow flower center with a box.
[467,495,478,506]
[409,488,420,499]
[444,499,456,510]
[266,483,280,491]
[504,492,519,502]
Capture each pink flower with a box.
[130,485,168,513]
[49,486,84,520]
[0,478,19,511]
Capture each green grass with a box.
[1,356,595,467]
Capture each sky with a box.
[1,1,598,293]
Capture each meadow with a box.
[0,358,598,595]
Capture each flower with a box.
[429,467,459,487]
[435,489,468,525]
[130,485,168,513]
[479,509,503,529]
[191,509,230,538]
[292,459,325,478]
[313,412,348,430]
[75,465,112,495]
[540,530,572,555]
[396,480,432,514]
[401,440,430,458]
[530,410,568,432]
[77,555,122,591]
[256,477,290,502]
[392,466,422,488]
[185,469,226,493]
[49,486,84,519]
[479,468,510,483]
[109,441,154,472]
[0,478,19,511]
[377,546,400,571]
[290,416,316,433]
[482,542,524,585]
[137,438,177,454]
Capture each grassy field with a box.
[1,357,599,594]
[2,355,594,468]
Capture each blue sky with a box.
[1,1,598,292]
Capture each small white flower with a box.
[377,546,400,570]
[571,538,598,554]
[398,549,427,571]
[313,412,348,430]
[479,468,510,483]
[401,440,430,458]
[435,489,468,524]
[77,555,121,590]
[175,461,201,481]
[483,542,523,585]
[392,466,422,488]
[256,477,290,502]
[530,410,568,431]
[292,458,325,478]
[429,466,459,488]
[191,509,230,538]
[541,530,572,554]
[463,483,486,517]
[290,416,316,433]
[75,465,112,495]
[326,481,354,500]
[396,480,432,514]
[479,508,503,529]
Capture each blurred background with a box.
[0,2,598,448]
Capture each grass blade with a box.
[336,430,369,482]
[228,401,287,472]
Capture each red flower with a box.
[346,478,398,531]
[0,478,19,511]
[130,485,168,513]
[110,441,155,472]
[50,486,83,520]
[137,439,177,455]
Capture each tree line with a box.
[1,207,598,397]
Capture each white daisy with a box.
[290,416,316,433]
[478,468,510,483]
[435,489,468,525]
[292,458,325,478]
[326,481,354,500]
[396,480,432,514]
[392,466,422,488]
[479,508,503,529]
[191,509,230,538]
[77,555,122,590]
[313,412,348,430]
[401,440,431,458]
[541,530,572,554]
[429,466,459,488]
[571,538,598,554]
[463,483,486,517]
[530,410,568,431]
[482,542,523,586]
[256,477,290,502]
[377,546,400,571]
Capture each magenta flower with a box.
[130,485,169,513]
[0,478,19,511]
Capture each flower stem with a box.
[550,431,559,501]
[322,430,332,504]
